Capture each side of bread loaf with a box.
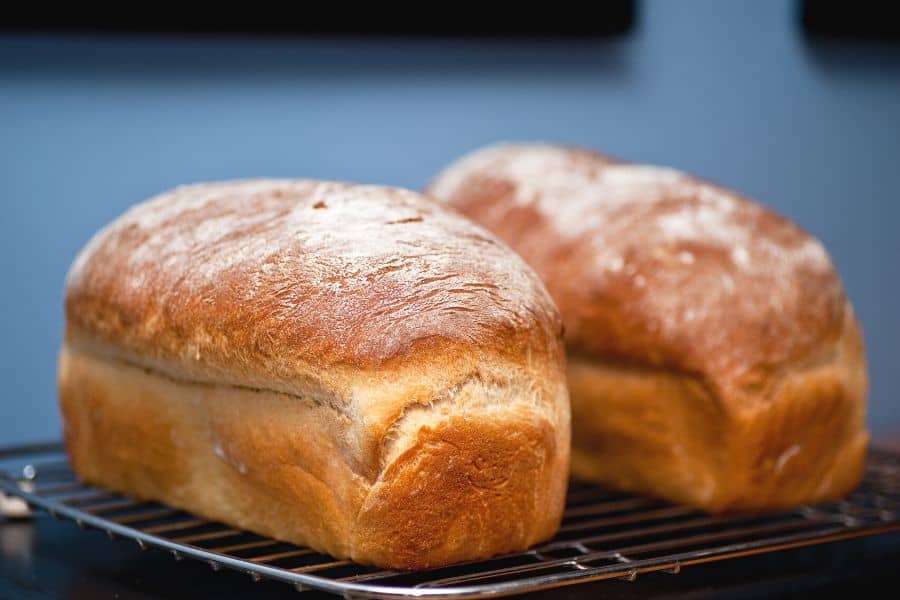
[428,144,868,512]
[60,180,570,568]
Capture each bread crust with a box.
[65,180,563,390]
[60,180,570,568]
[428,143,868,511]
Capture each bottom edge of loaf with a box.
[566,312,868,513]
[57,343,568,569]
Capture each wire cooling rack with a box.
[2,442,899,598]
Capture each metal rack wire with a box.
[2,442,899,598]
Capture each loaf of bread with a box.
[59,180,570,569]
[428,144,868,512]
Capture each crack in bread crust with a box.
[60,344,570,568]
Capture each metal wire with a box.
[1,442,899,599]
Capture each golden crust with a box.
[356,415,564,568]
[60,180,570,568]
[568,310,867,512]
[429,143,868,511]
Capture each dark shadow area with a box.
[799,0,900,74]
[800,0,900,42]
[1,3,636,38]
[3,516,900,599]
[0,35,634,81]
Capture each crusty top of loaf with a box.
[428,144,847,388]
[65,180,562,393]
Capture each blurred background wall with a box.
[1,1,898,444]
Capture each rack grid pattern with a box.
[2,443,899,598]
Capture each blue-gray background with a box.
[1,1,898,445]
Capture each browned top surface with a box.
[65,180,562,386]
[428,144,847,388]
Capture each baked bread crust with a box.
[60,180,570,568]
[428,144,868,511]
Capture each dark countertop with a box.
[2,514,900,599]
[3,437,900,598]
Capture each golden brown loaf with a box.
[60,180,570,569]
[428,144,868,512]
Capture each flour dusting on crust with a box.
[66,180,562,379]
[428,144,844,382]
